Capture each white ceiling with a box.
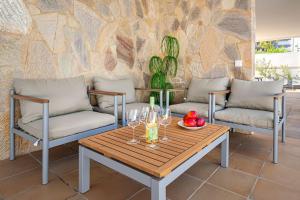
[256,0,300,41]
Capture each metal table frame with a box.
[79,132,229,200]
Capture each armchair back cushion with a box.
[227,79,284,111]
[14,76,92,124]
[94,77,136,108]
[187,77,229,106]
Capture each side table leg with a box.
[221,132,229,168]
[151,179,166,200]
[79,146,90,193]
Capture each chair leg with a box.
[273,98,279,164]
[273,126,279,164]
[9,131,15,161]
[9,90,15,161]
[42,103,49,184]
[42,144,49,185]
[282,120,286,143]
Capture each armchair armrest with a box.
[89,89,123,127]
[88,90,124,96]
[135,88,162,92]
[272,92,286,99]
[209,90,231,95]
[135,88,163,109]
[13,94,49,103]
[166,88,188,93]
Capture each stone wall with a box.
[0,0,255,160]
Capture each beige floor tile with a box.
[0,168,55,199]
[278,142,300,158]
[251,179,300,200]
[267,151,300,170]
[237,145,271,161]
[230,153,264,176]
[10,178,76,200]
[190,183,246,200]
[203,147,221,164]
[82,173,143,200]
[186,160,219,180]
[49,155,78,176]
[61,164,116,190]
[208,168,256,197]
[31,145,77,162]
[241,134,273,148]
[261,162,300,191]
[0,155,39,180]
[167,173,203,200]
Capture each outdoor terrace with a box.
[0,90,299,200]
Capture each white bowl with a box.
[177,120,207,130]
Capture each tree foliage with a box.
[256,41,288,54]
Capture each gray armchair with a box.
[93,77,163,126]
[166,77,230,122]
[210,79,286,164]
[10,76,120,184]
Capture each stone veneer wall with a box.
[0,0,255,160]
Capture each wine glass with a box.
[127,109,140,145]
[146,111,159,150]
[139,106,150,138]
[159,108,172,142]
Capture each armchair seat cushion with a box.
[214,108,274,129]
[99,103,160,119]
[18,111,115,140]
[170,102,223,118]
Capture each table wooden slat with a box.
[79,117,229,178]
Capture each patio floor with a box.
[0,90,300,200]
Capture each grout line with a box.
[187,165,220,200]
[6,185,37,200]
[184,172,206,182]
[65,193,88,200]
[0,166,39,182]
[247,161,266,199]
[126,187,146,200]
[258,175,300,192]
[205,182,248,199]
[29,152,42,165]
[30,152,78,193]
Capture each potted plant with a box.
[148,36,179,105]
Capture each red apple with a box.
[197,118,205,127]
[183,114,189,122]
[186,111,197,119]
[184,118,197,127]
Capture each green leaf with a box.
[150,72,166,89]
[161,36,180,58]
[163,56,178,77]
[149,56,163,74]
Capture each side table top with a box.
[79,117,230,178]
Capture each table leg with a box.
[221,132,229,168]
[79,146,90,193]
[151,179,166,200]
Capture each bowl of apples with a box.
[177,111,206,130]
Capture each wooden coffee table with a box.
[78,117,230,200]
